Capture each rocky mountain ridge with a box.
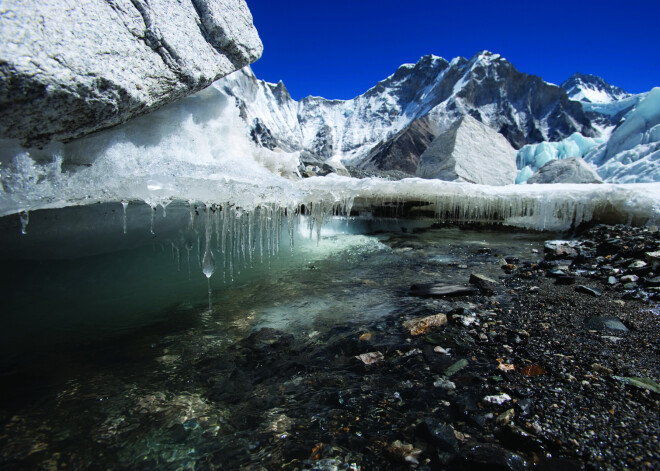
[218,51,597,174]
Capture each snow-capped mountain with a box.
[561,73,630,104]
[218,51,596,172]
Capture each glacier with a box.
[0,77,658,250]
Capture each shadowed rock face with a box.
[527,157,603,184]
[0,0,263,147]
[360,116,439,174]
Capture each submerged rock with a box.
[403,314,448,336]
[0,0,263,146]
[409,283,479,298]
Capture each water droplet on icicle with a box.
[18,210,29,235]
[202,206,216,311]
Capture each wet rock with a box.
[403,313,448,335]
[621,274,639,283]
[515,398,534,415]
[469,273,497,294]
[644,250,660,263]
[459,442,527,471]
[575,285,602,297]
[409,283,479,298]
[433,376,456,390]
[445,359,469,377]
[496,408,515,426]
[544,240,579,259]
[584,316,629,332]
[643,276,660,287]
[418,418,459,453]
[554,275,576,285]
[354,351,384,365]
[546,269,566,278]
[387,440,422,464]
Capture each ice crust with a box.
[1,81,659,236]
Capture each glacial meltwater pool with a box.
[0,202,555,469]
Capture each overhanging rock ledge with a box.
[0,0,263,147]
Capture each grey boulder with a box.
[0,0,263,147]
[527,157,603,184]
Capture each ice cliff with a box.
[0,0,263,147]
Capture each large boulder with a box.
[0,0,263,147]
[416,115,517,185]
[527,157,603,184]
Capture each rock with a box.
[469,273,497,294]
[645,250,660,263]
[546,269,566,278]
[628,260,647,269]
[354,351,384,365]
[590,363,614,375]
[554,275,576,285]
[544,240,579,259]
[496,408,515,426]
[483,393,512,405]
[416,115,518,185]
[409,283,479,298]
[403,313,448,335]
[433,377,456,390]
[575,285,602,297]
[418,418,459,453]
[460,443,527,471]
[446,359,469,377]
[607,276,618,285]
[387,440,422,465]
[621,274,639,283]
[643,276,660,287]
[0,0,263,147]
[584,316,629,332]
[527,157,603,184]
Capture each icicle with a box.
[121,201,128,234]
[286,206,295,254]
[188,201,196,231]
[18,210,29,235]
[160,200,171,218]
[149,204,156,235]
[202,206,216,311]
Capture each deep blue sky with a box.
[246,0,659,100]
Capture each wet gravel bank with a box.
[190,223,660,470]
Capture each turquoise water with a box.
[0,203,552,469]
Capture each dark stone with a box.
[575,285,602,297]
[554,275,576,285]
[516,398,534,415]
[459,442,528,471]
[643,276,660,287]
[409,283,479,298]
[469,273,497,294]
[584,316,629,332]
[546,269,566,278]
[417,417,459,453]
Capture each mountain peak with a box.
[561,73,629,104]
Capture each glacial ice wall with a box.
[515,133,603,183]
[1,80,659,237]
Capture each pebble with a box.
[433,377,456,390]
[483,393,512,405]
